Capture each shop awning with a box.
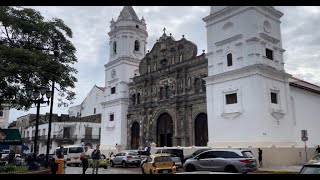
[0,129,22,145]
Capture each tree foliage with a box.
[0,6,77,110]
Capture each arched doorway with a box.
[157,113,173,147]
[195,113,208,146]
[131,122,140,149]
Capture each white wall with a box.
[291,87,320,147]
[68,86,104,118]
[206,72,294,148]
[100,100,128,149]
[0,109,9,129]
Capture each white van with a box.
[53,145,84,166]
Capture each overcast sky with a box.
[8,6,320,123]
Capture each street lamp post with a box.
[26,86,52,162]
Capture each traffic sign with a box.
[302,136,308,141]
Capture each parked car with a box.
[299,162,320,174]
[183,148,211,164]
[308,153,320,163]
[88,154,109,169]
[141,154,176,174]
[110,151,141,167]
[156,147,184,167]
[137,150,149,161]
[183,149,257,174]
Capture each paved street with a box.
[65,165,301,174]
[65,165,185,174]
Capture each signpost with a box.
[302,136,308,162]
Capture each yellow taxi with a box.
[141,154,176,174]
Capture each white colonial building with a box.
[0,106,10,129]
[68,85,105,118]
[67,6,320,166]
[16,113,101,154]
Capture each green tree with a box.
[0,6,77,110]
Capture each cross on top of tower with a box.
[163,27,166,34]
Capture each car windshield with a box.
[300,166,320,174]
[193,149,209,155]
[242,151,254,158]
[154,156,172,162]
[129,152,139,156]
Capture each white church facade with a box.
[68,6,320,166]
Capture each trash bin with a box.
[55,158,64,174]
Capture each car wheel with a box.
[186,164,195,172]
[225,165,238,173]
[121,161,127,168]
[110,161,114,167]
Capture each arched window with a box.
[160,87,164,99]
[137,93,141,104]
[132,94,136,105]
[227,53,232,66]
[202,79,206,92]
[113,41,117,54]
[195,78,201,93]
[179,54,183,62]
[134,40,140,51]
[165,86,170,98]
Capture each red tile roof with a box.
[289,77,320,94]
[95,85,106,91]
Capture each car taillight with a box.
[127,156,132,158]
[239,159,251,163]
[152,163,156,168]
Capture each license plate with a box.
[163,170,168,174]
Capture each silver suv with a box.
[183,149,257,174]
[110,150,141,168]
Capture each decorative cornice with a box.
[245,37,260,43]
[259,33,280,44]
[105,57,140,69]
[101,98,129,107]
[215,34,243,46]
[205,64,291,85]
[221,112,242,119]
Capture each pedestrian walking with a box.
[56,146,67,174]
[80,147,90,174]
[258,148,263,168]
[91,144,101,174]
[315,145,320,154]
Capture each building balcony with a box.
[22,137,31,143]
[82,135,100,141]
[52,134,78,143]
[39,135,48,142]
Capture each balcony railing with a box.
[52,134,77,141]
[82,135,100,140]
[22,137,31,142]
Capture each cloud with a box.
[9,6,320,122]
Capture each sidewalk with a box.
[257,165,302,173]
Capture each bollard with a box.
[55,158,64,174]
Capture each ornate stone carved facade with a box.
[127,33,208,148]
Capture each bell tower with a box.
[101,6,148,150]
[203,6,295,148]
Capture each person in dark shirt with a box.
[258,148,263,168]
[91,144,101,174]
[315,145,320,154]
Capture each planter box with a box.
[21,169,51,174]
